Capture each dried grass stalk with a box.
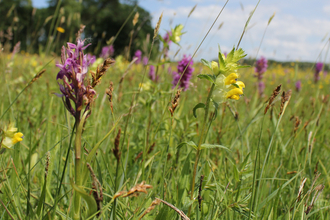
[155,197,190,220]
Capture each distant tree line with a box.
[0,0,158,58]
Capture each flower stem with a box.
[188,83,215,217]
[74,112,82,220]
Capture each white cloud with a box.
[152,2,330,62]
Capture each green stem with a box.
[248,113,265,219]
[73,111,83,220]
[188,83,215,217]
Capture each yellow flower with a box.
[1,123,23,149]
[213,74,245,103]
[224,73,238,85]
[57,27,65,33]
[226,88,243,100]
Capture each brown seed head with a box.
[113,128,121,162]
[106,81,114,112]
[169,89,182,117]
[91,58,115,88]
[294,116,301,135]
[139,199,161,220]
[265,84,281,114]
[29,69,46,85]
[278,89,292,117]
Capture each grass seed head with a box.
[278,89,291,117]
[113,128,121,162]
[169,89,182,117]
[265,84,281,114]
[153,12,163,40]
[92,58,115,88]
[106,81,114,112]
[139,199,161,220]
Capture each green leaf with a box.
[257,172,300,211]
[177,141,197,150]
[218,51,226,73]
[86,116,122,163]
[233,48,247,62]
[197,74,215,84]
[226,47,235,63]
[193,102,206,118]
[200,144,231,152]
[231,83,240,88]
[201,59,212,70]
[71,181,98,218]
[36,178,47,217]
[240,153,250,172]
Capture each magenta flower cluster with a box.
[255,56,268,80]
[172,55,194,91]
[100,45,114,59]
[314,62,323,83]
[254,56,268,96]
[133,50,142,64]
[56,39,96,117]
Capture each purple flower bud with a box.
[314,62,323,83]
[295,80,301,92]
[172,55,194,91]
[133,50,142,64]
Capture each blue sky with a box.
[32,0,330,62]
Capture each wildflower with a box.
[170,24,184,44]
[208,48,247,104]
[56,38,97,117]
[255,56,268,79]
[87,53,96,66]
[314,62,323,83]
[254,56,268,96]
[57,27,65,33]
[295,80,301,92]
[172,55,194,91]
[142,56,148,66]
[133,50,142,64]
[100,45,114,59]
[212,73,245,103]
[148,65,156,81]
[1,123,23,149]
